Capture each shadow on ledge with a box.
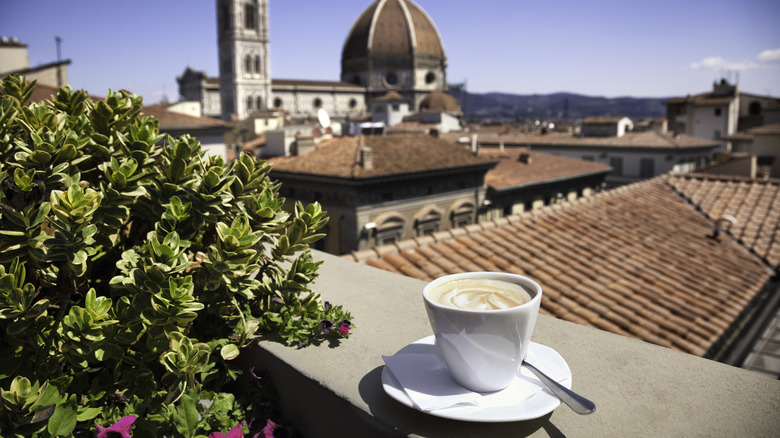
[358,364,566,437]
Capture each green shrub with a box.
[0,76,351,436]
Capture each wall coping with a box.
[246,251,780,437]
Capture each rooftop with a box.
[582,116,628,124]
[142,104,227,129]
[345,175,777,358]
[481,147,612,190]
[443,130,720,150]
[272,79,365,89]
[667,173,780,268]
[267,134,496,180]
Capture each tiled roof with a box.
[454,130,720,150]
[268,134,496,179]
[141,104,226,129]
[22,82,102,105]
[374,91,407,102]
[747,122,780,135]
[582,116,627,125]
[481,148,611,190]
[272,79,364,89]
[345,176,774,356]
[663,92,734,106]
[18,82,225,132]
[420,91,460,112]
[667,174,780,268]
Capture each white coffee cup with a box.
[423,272,542,392]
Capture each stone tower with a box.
[216,0,271,120]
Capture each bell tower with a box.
[216,0,271,120]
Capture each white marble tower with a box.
[216,0,271,120]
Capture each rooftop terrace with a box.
[246,251,780,437]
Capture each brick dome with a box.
[341,0,447,109]
[342,0,445,62]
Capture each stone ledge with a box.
[246,251,780,438]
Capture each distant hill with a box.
[454,90,669,122]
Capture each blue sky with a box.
[2,0,779,104]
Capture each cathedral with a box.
[178,0,450,122]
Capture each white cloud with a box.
[757,48,780,63]
[689,55,758,71]
[690,48,780,72]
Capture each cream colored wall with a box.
[0,45,28,74]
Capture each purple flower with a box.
[320,319,333,333]
[323,301,330,311]
[261,419,279,438]
[209,424,243,438]
[250,366,263,381]
[95,415,137,438]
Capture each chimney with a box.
[471,134,479,155]
[358,136,373,170]
[361,147,373,170]
[518,152,532,164]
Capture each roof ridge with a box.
[663,174,778,272]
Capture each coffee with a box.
[427,278,532,310]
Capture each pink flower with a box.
[339,321,351,336]
[261,419,279,438]
[95,415,137,438]
[209,424,243,438]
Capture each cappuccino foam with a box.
[428,278,532,310]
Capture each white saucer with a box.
[381,335,572,422]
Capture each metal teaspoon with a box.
[522,361,596,415]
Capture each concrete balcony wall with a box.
[245,251,780,437]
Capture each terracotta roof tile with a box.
[142,104,226,128]
[444,130,720,150]
[347,176,775,357]
[667,174,780,268]
[268,134,496,179]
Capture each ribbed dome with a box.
[342,0,445,64]
[420,90,460,113]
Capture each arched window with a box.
[245,55,252,75]
[373,214,405,246]
[246,96,253,112]
[414,208,442,236]
[254,55,261,74]
[256,96,263,110]
[244,3,256,29]
[450,201,475,228]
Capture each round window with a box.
[313,98,323,109]
[425,71,436,84]
[273,97,283,108]
[385,72,399,86]
[348,98,358,109]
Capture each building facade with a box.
[179,0,449,123]
[665,79,780,143]
[467,130,721,187]
[0,37,70,89]
[267,134,496,254]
